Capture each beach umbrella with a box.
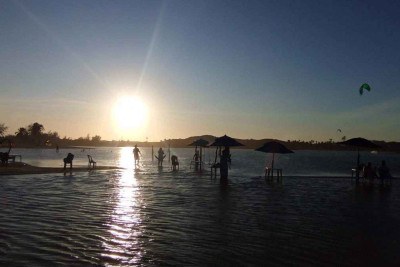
[210,135,244,147]
[188,139,209,147]
[255,141,294,170]
[338,137,379,149]
[210,135,244,168]
[338,137,380,179]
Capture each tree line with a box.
[0,122,102,148]
[1,122,400,152]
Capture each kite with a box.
[359,83,371,95]
[337,129,342,132]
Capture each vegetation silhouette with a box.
[1,122,400,152]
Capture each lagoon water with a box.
[1,148,400,266]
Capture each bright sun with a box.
[112,96,149,131]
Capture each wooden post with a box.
[168,143,171,163]
[199,146,203,171]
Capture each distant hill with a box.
[124,135,400,152]
[2,134,400,152]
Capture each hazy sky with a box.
[1,0,400,142]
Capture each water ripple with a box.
[1,159,400,265]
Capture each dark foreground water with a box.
[1,148,400,266]
[1,170,400,266]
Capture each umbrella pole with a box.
[272,153,275,170]
[200,146,203,171]
[356,149,360,181]
[271,153,275,179]
[168,143,171,163]
[196,146,198,171]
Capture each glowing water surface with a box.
[102,148,143,264]
[1,148,400,266]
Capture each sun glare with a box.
[113,96,148,131]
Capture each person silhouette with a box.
[157,147,165,167]
[171,155,179,171]
[133,144,141,167]
[220,147,230,184]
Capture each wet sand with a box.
[0,162,121,175]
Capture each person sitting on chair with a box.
[63,153,74,170]
[171,155,179,171]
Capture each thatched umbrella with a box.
[338,137,380,180]
[210,135,244,164]
[255,141,294,171]
[210,135,244,147]
[189,139,209,147]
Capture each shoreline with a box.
[0,162,122,176]
[1,162,397,179]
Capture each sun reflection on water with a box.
[102,147,143,265]
[117,147,135,169]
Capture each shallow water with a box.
[6,147,400,177]
[1,148,400,266]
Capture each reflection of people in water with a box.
[193,149,199,161]
[133,144,141,166]
[171,155,179,171]
[156,147,165,167]
[56,145,59,153]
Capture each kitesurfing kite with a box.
[359,83,371,95]
[337,129,342,133]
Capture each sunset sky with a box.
[1,0,400,142]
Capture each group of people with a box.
[132,144,233,178]
[132,145,179,170]
[358,160,392,183]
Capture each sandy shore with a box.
[0,162,122,175]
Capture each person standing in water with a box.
[220,147,231,184]
[133,144,142,167]
[171,155,179,171]
[157,147,165,167]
